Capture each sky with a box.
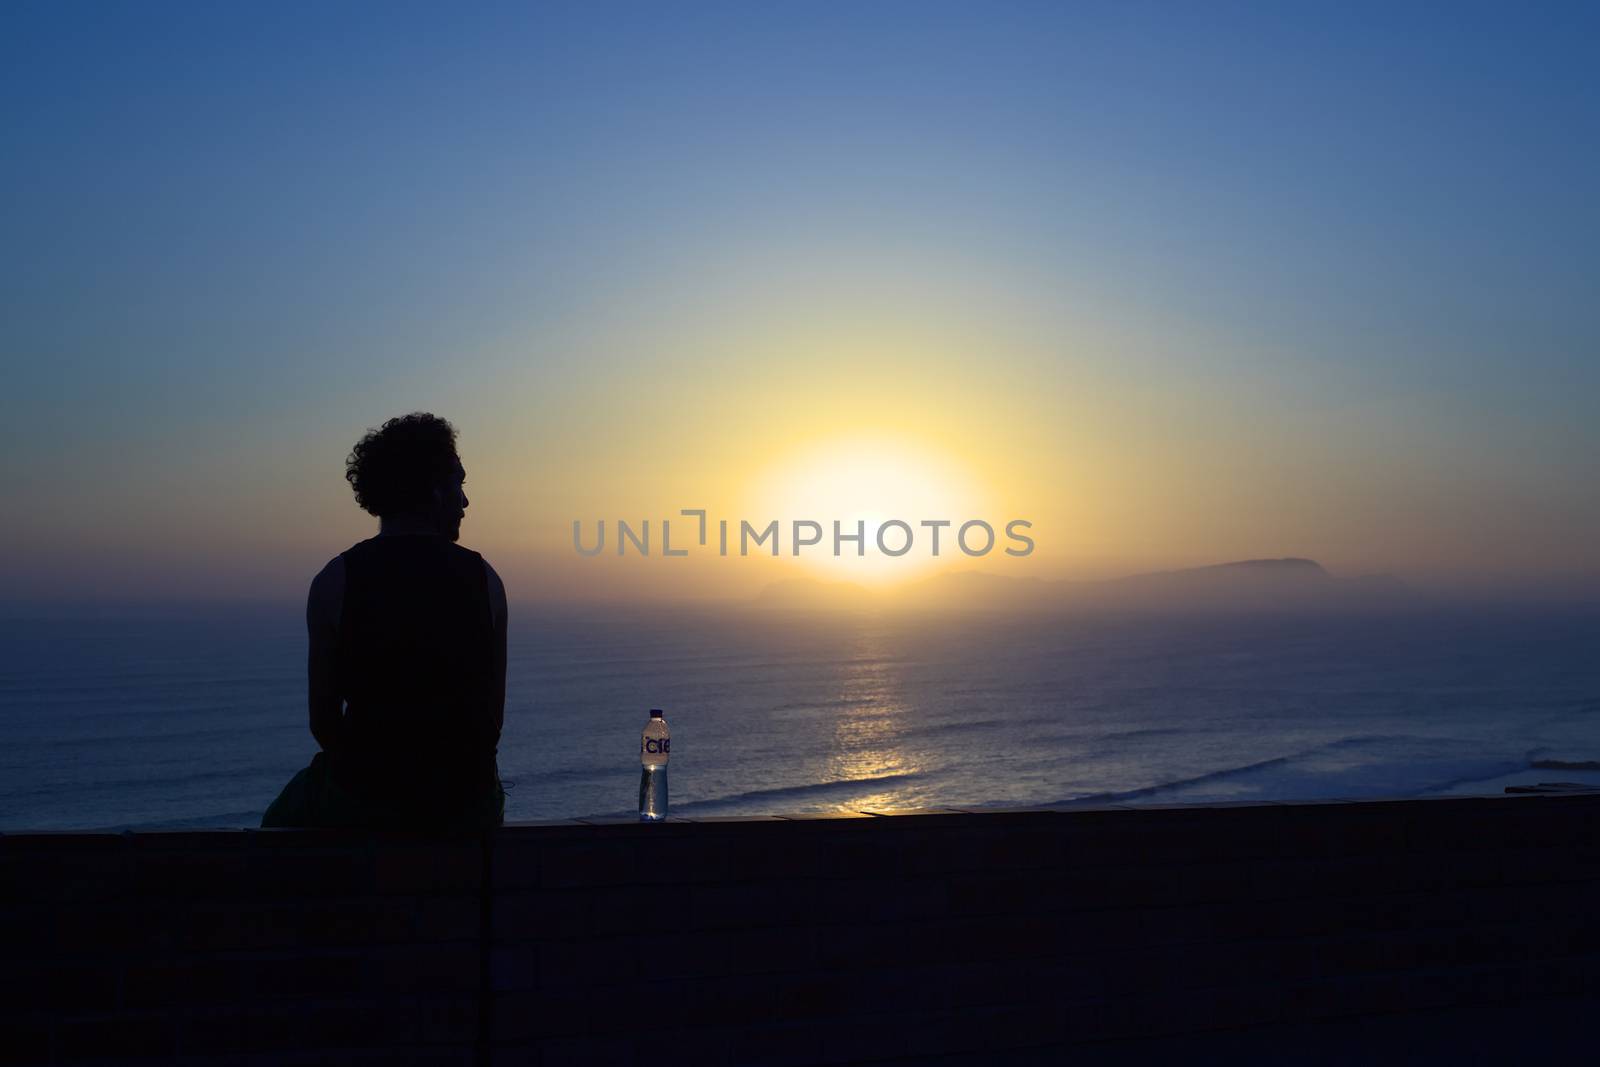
[2,1,1597,605]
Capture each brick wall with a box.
[4,795,1599,1065]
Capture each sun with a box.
[743,436,994,586]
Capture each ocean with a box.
[3,602,1599,831]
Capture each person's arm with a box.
[484,558,508,744]
[306,557,345,754]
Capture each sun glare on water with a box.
[745,436,994,586]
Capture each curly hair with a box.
[344,412,460,518]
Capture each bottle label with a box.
[643,737,671,755]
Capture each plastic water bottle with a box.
[639,708,670,821]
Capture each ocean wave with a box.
[1063,755,1295,804]
[635,772,923,816]
[1414,760,1533,795]
[1059,733,1532,805]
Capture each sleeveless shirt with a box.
[330,535,498,820]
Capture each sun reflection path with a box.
[825,626,923,812]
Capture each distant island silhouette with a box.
[754,558,1409,613]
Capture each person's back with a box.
[333,533,498,825]
[263,411,508,832]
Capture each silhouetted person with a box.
[263,412,508,831]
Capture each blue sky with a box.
[2,2,1597,601]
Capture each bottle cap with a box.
[649,708,663,718]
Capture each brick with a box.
[933,959,1087,1008]
[587,883,690,935]
[1528,954,1600,997]
[492,988,595,1041]
[247,846,377,897]
[943,870,1076,918]
[810,876,951,924]
[367,942,482,993]
[1081,994,1148,1044]
[126,958,245,1008]
[636,973,801,1027]
[687,881,811,930]
[488,838,542,891]
[236,897,416,952]
[807,831,905,880]
[924,913,1067,965]
[538,841,637,889]
[723,834,819,880]
[633,835,732,884]
[635,1025,731,1067]
[184,997,423,1053]
[127,950,372,1008]
[1054,865,1169,910]
[55,1012,178,1060]
[974,825,1075,870]
[129,833,256,898]
[0,1018,51,1064]
[490,942,540,992]
[0,904,57,955]
[50,901,173,955]
[254,998,425,1055]
[815,923,932,970]
[299,1051,475,1066]
[258,950,375,998]
[722,925,818,975]
[1279,971,1448,1023]
[1497,846,1600,885]
[2,843,132,903]
[416,992,480,1045]
[540,1033,637,1067]
[376,842,484,894]
[899,1002,1058,1058]
[492,888,588,942]
[1119,982,1287,1039]
[537,931,743,988]
[817,963,944,1014]
[885,829,972,876]
[632,931,735,982]
[490,1043,540,1067]
[414,892,485,942]
[813,1013,913,1063]
[535,937,610,988]
[0,962,119,1015]
[727,1020,824,1067]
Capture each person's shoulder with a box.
[307,554,347,637]
[444,543,504,595]
[479,556,506,595]
[310,540,369,604]
[309,553,346,595]
[445,541,490,575]
[479,556,508,626]
[336,536,380,563]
